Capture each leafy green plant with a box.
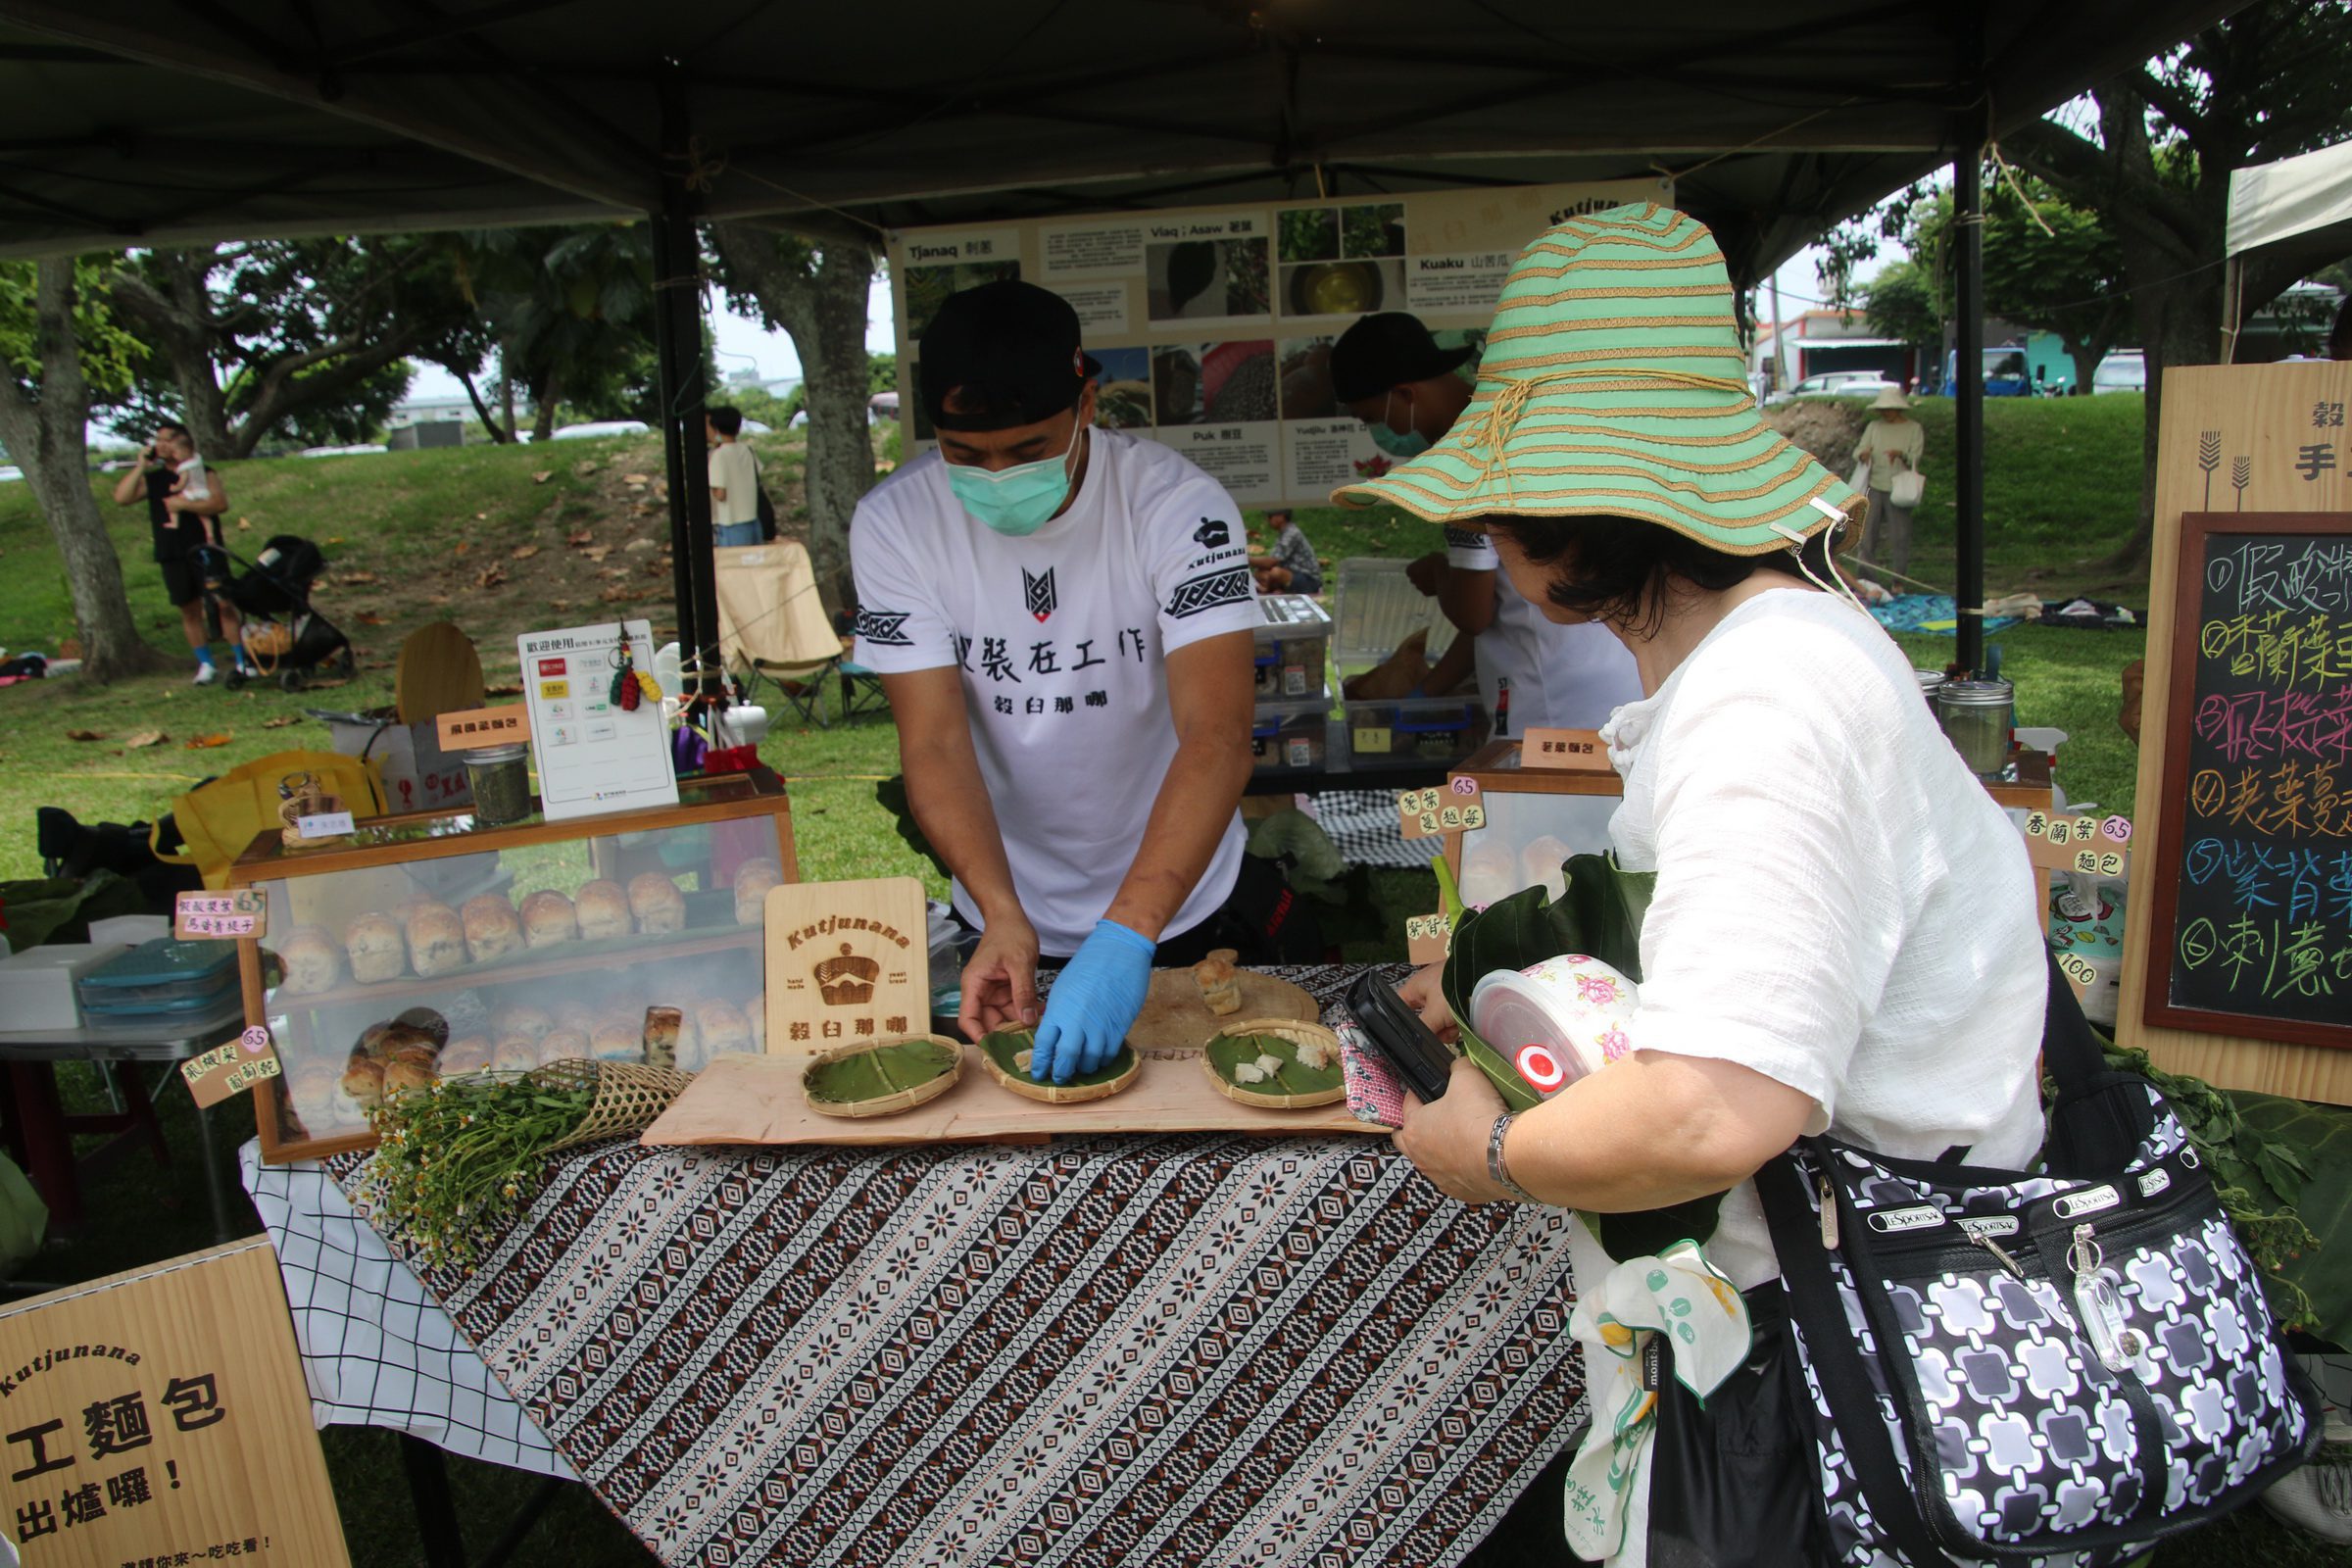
[361,1073,600,1272]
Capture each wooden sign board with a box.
[432,703,530,753]
[1519,727,1611,771]
[180,1026,282,1110]
[0,1240,351,1567]
[762,877,930,1055]
[2118,364,2352,1102]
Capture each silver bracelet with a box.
[1487,1113,1541,1203]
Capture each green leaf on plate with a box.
[1204,1033,1342,1098]
[981,1027,1137,1089]
[804,1038,959,1104]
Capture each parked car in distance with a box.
[1768,371,1900,406]
[551,419,651,440]
[2091,351,2146,395]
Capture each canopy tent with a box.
[2223,135,2352,361]
[0,0,2250,679]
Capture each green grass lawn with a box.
[6,414,2340,1567]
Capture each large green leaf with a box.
[2223,1091,2352,1340]
[1437,853,1716,1258]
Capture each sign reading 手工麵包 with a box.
[885,178,1673,508]
[2140,513,2352,1053]
[0,1239,350,1566]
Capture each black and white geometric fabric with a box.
[1769,1081,2317,1566]
[1309,790,1445,869]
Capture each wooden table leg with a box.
[6,1062,81,1236]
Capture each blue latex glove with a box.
[1032,919,1155,1082]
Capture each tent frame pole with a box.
[653,65,721,705]
[1953,88,1989,677]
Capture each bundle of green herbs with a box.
[362,1072,599,1273]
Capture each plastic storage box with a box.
[1250,699,1331,773]
[0,942,128,1030]
[76,938,242,1019]
[1341,695,1490,770]
[1329,558,1457,674]
[1253,594,1334,702]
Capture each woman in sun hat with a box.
[1356,204,2045,1565]
[1852,383,1926,574]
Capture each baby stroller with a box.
[211,535,356,692]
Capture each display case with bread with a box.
[232,767,797,1161]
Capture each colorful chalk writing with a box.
[2155,523,2352,1042]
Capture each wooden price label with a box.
[180,1025,283,1110]
[1521,727,1611,772]
[1397,788,1485,840]
[433,703,531,752]
[174,890,267,941]
[2023,808,2131,876]
[1405,911,1453,965]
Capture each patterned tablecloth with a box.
[318,965,1586,1567]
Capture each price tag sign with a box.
[180,1025,283,1109]
[1405,911,1453,965]
[2055,949,2099,1001]
[1448,775,1483,804]
[2023,808,2131,876]
[295,810,356,839]
[1398,788,1485,840]
[174,889,268,941]
[1521,727,1611,772]
[435,703,531,752]
[1353,725,1393,756]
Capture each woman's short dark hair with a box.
[1485,513,1840,636]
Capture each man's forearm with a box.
[1102,731,1251,941]
[902,740,1026,923]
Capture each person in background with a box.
[1332,311,1642,733]
[1250,508,1322,596]
[1851,386,1925,576]
[707,406,761,547]
[111,420,245,685]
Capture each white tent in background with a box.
[2224,136,2352,361]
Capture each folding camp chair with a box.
[838,660,890,721]
[713,541,842,727]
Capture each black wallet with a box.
[1346,970,1456,1102]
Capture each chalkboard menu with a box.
[2142,514,2352,1049]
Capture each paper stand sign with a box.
[0,1239,351,1566]
[762,877,931,1054]
[172,892,265,943]
[515,620,679,823]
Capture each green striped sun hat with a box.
[1334,203,1865,554]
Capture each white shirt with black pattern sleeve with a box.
[850,428,1260,955]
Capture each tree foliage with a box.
[449,223,661,441]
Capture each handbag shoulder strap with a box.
[2037,948,2156,1177]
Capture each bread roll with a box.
[380,1022,440,1060]
[520,890,577,949]
[440,1036,495,1076]
[1193,950,1242,1016]
[733,858,784,927]
[340,1054,385,1107]
[589,1018,642,1063]
[492,1003,552,1041]
[287,1065,341,1131]
[278,926,344,995]
[491,1036,539,1073]
[575,879,632,941]
[642,1005,683,1070]
[627,872,686,935]
[537,1027,588,1064]
[462,895,521,965]
[345,912,406,983]
[383,1058,437,1098]
[552,1000,597,1036]
[693,1000,752,1057]
[407,902,466,978]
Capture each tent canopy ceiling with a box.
[2227,134,2352,284]
[0,0,2238,283]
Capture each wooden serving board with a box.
[640,1030,1375,1148]
[1129,966,1318,1051]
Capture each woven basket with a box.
[1201,1017,1348,1109]
[536,1058,694,1152]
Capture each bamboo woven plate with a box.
[978,1027,1141,1105]
[802,1035,965,1119]
[1201,1018,1348,1109]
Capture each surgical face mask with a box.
[945,415,1085,536]
[1367,391,1431,460]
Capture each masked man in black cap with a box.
[853,279,1299,1086]
[1330,312,1641,733]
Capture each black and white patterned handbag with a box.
[1753,957,2322,1565]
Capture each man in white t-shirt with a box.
[1331,313,1642,732]
[853,280,1272,1084]
[707,406,761,547]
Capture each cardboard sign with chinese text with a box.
[0,1240,350,1566]
[1519,728,1611,772]
[1405,912,1453,965]
[432,703,531,753]
[180,1027,282,1111]
[763,878,929,1054]
[172,892,266,943]
[1396,787,1487,841]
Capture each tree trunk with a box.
[710,222,878,612]
[452,366,512,442]
[2105,255,2224,572]
[0,261,167,683]
[531,367,562,443]
[2061,340,2102,397]
[108,249,232,453]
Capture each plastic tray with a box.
[1253,594,1333,703]
[1341,695,1489,770]
[75,937,241,1011]
[1329,558,1457,671]
[1250,699,1331,773]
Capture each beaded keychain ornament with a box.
[609,625,662,711]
